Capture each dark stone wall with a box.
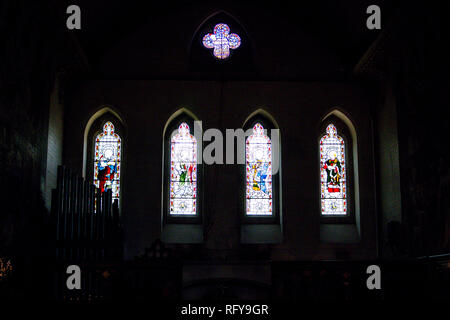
[0,0,82,297]
[44,78,65,210]
[394,4,450,256]
[372,2,450,257]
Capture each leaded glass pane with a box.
[170,122,197,215]
[246,123,272,215]
[202,23,241,59]
[320,124,347,215]
[93,121,121,203]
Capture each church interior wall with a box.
[63,80,377,260]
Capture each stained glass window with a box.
[320,124,347,215]
[246,123,272,215]
[94,121,121,203]
[170,122,197,215]
[202,23,241,59]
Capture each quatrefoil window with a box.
[202,23,241,59]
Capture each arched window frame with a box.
[162,112,203,225]
[241,112,281,225]
[86,112,126,210]
[188,10,254,73]
[318,116,355,224]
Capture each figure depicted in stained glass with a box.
[170,122,197,215]
[97,153,117,193]
[323,151,342,193]
[179,163,194,185]
[251,160,270,194]
[320,124,347,215]
[94,122,121,203]
[203,23,241,59]
[173,163,195,198]
[246,123,272,215]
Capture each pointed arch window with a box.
[246,123,272,216]
[320,124,346,215]
[162,111,203,243]
[241,111,282,243]
[169,122,198,215]
[93,121,121,203]
[318,112,360,242]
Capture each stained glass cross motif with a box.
[246,123,272,215]
[320,124,347,215]
[202,23,241,59]
[170,122,197,215]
